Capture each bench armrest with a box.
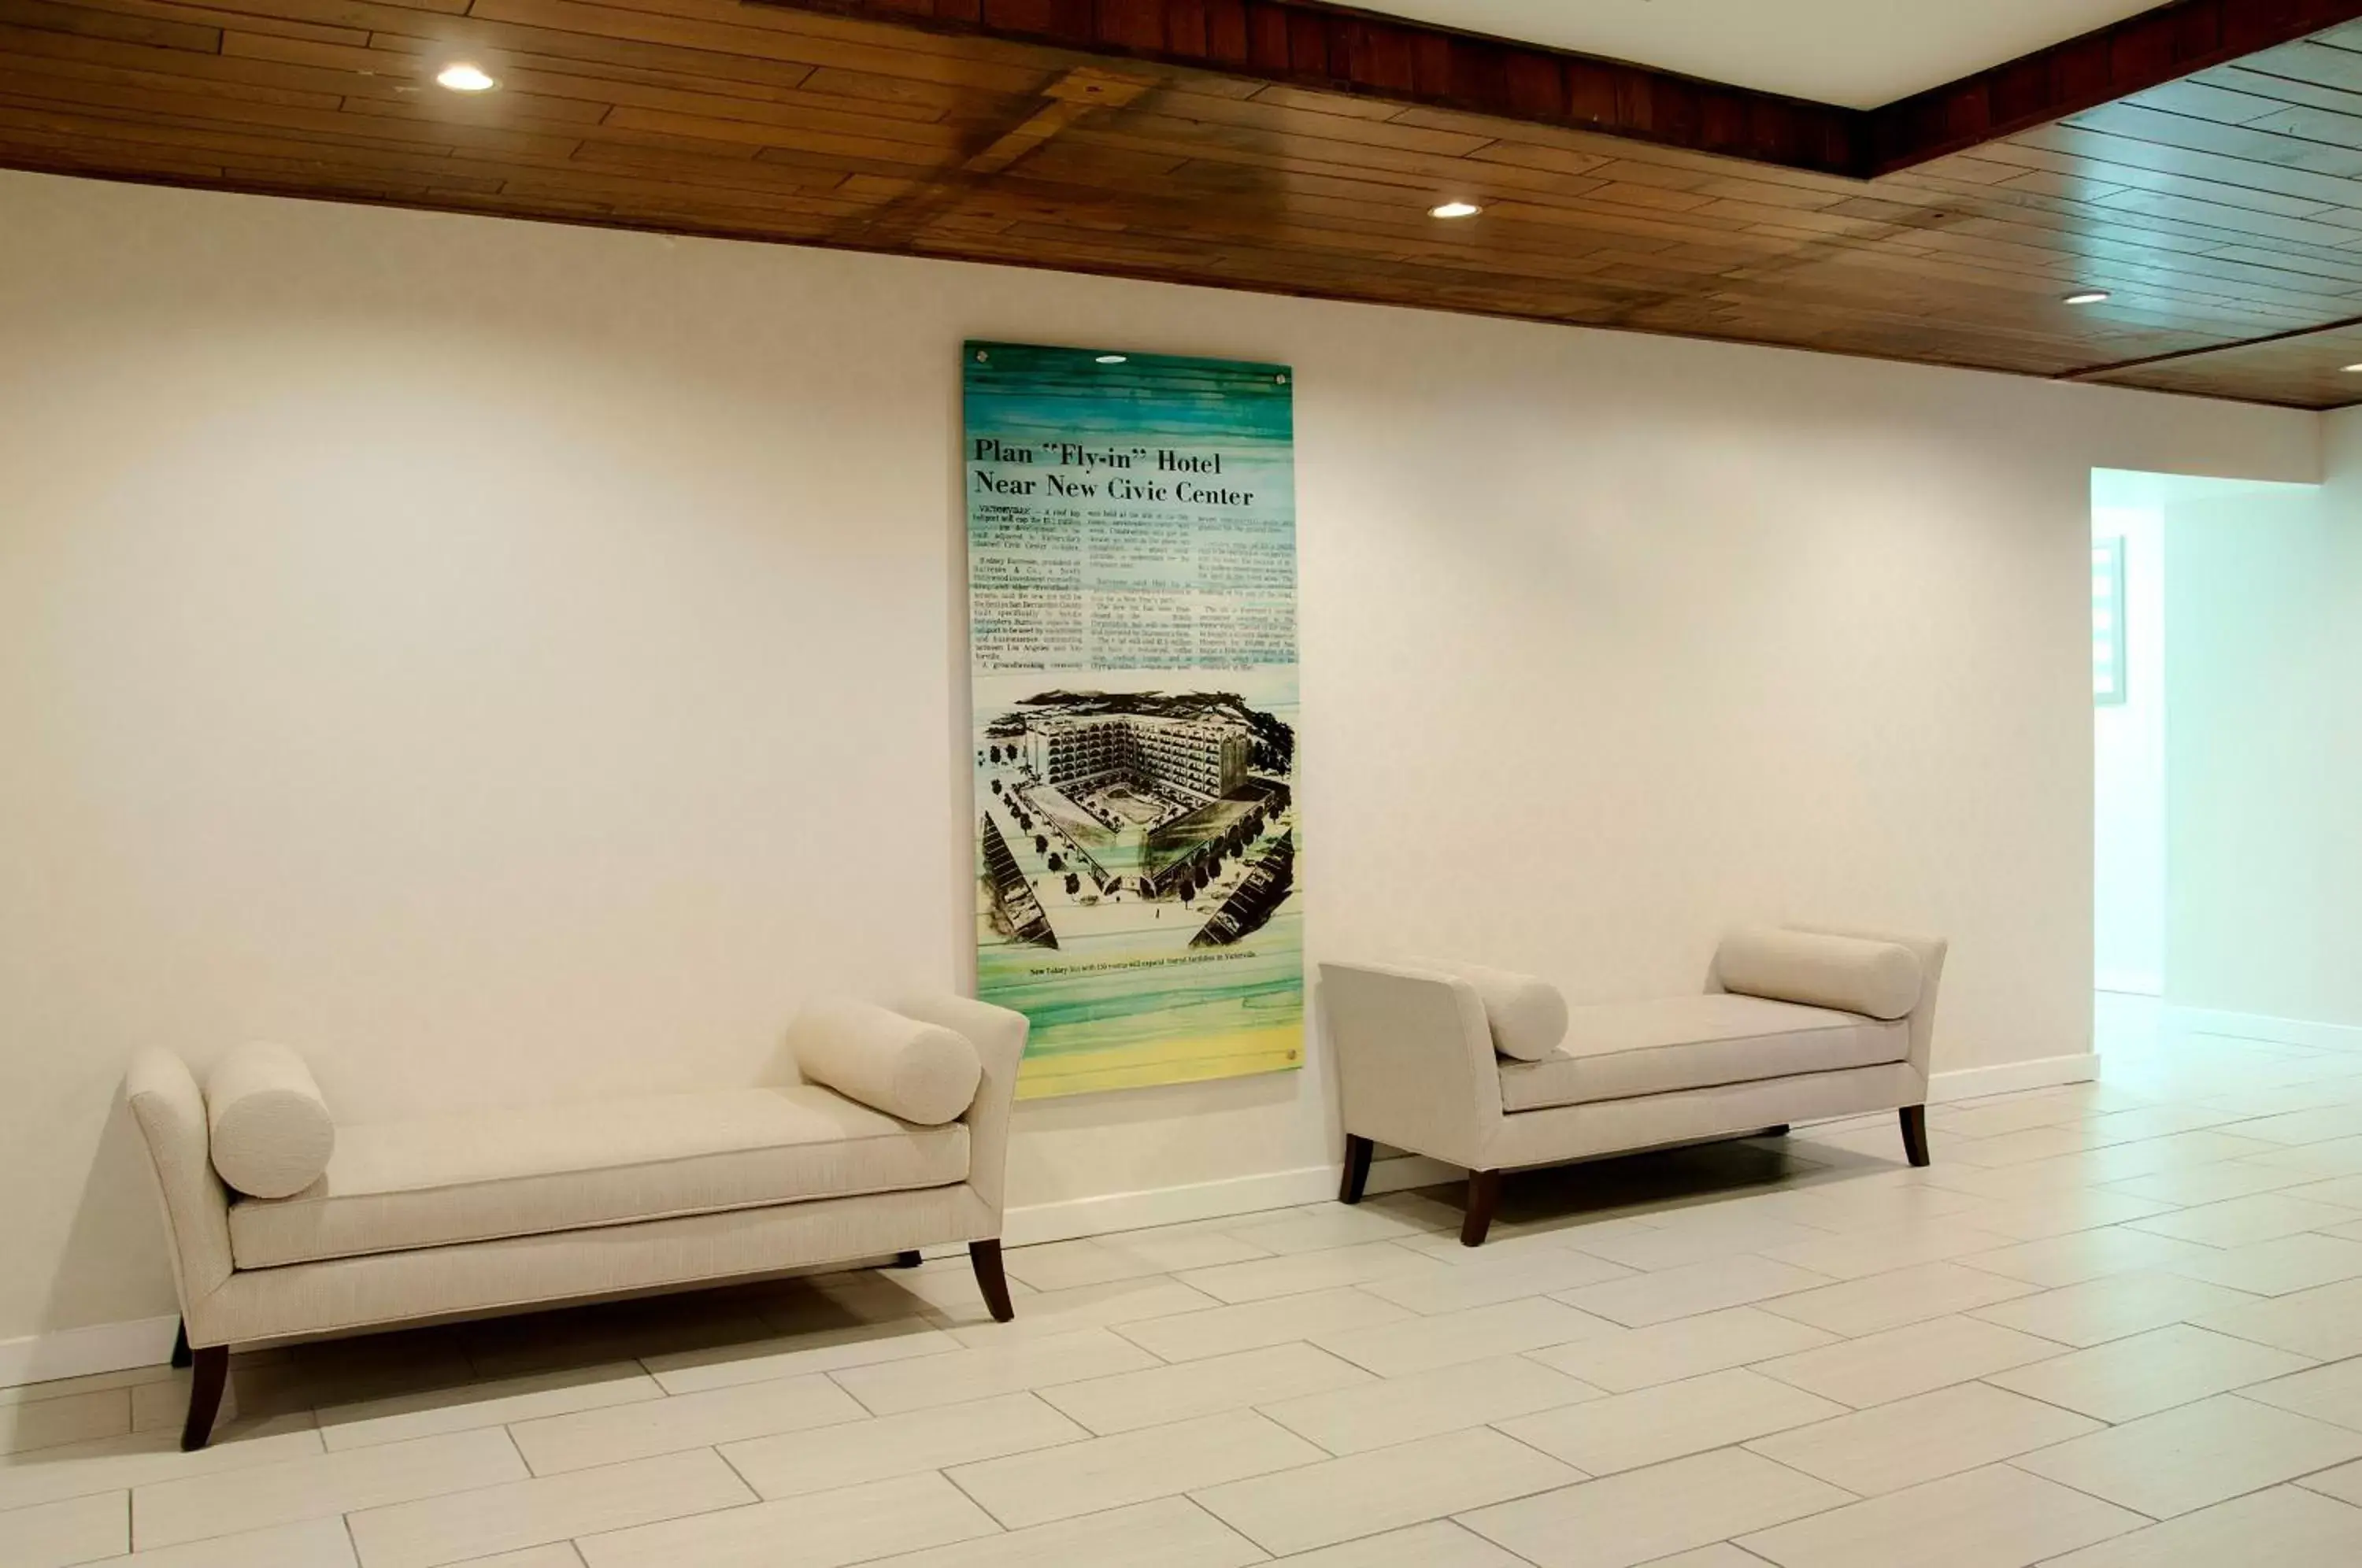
[897,993,1028,1223]
[1787,925,1949,1084]
[1319,962,1504,1169]
[122,1050,235,1336]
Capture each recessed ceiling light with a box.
[435,62,498,93]
[1095,354,1127,364]
[1428,200,1483,220]
[2063,289,2111,305]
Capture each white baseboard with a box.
[2164,1008,2362,1052]
[2095,971,2162,997]
[1000,1152,1457,1248]
[0,1315,178,1392]
[1365,1153,1463,1196]
[1929,1052,2100,1102]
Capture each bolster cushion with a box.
[1716,927,1923,1021]
[205,1043,336,1199]
[1434,961,1569,1062]
[789,998,983,1126]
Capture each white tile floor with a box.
[10,998,2362,1566]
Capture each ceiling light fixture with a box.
[1095,354,1128,364]
[1428,200,1483,220]
[2063,289,2112,305]
[435,62,498,93]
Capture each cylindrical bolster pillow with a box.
[789,997,983,1126]
[205,1043,335,1199]
[1434,961,1568,1062]
[1716,928,1923,1021]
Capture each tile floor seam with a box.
[122,1431,535,1554]
[1445,1444,1853,1568]
[1430,1513,1550,1567]
[1171,1490,1274,1562]
[1242,1396,1350,1462]
[2278,1452,2362,1490]
[2057,1373,2319,1426]
[1706,1435,1871,1510]
[490,1422,531,1477]
[2013,1452,2177,1525]
[1475,1416,1604,1477]
[2295,1474,2362,1503]
[704,1433,778,1511]
[1194,1429,1582,1560]
[1997,1449,2279,1531]
[821,1358,934,1418]
[553,1491,777,1567]
[1101,1318,1172,1359]
[946,1426,1327,1537]
[1438,1507,1552,1568]
[932,1456,1022,1536]
[1120,1318,1188,1365]
[1954,1370,2161,1427]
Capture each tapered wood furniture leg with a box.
[969,1239,1015,1322]
[1461,1169,1501,1248]
[1339,1134,1374,1204]
[1899,1104,1931,1167]
[170,1318,191,1369]
[894,1250,922,1269]
[180,1345,227,1452]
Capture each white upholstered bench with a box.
[1322,926,1946,1244]
[124,994,1025,1448]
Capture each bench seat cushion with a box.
[1497,994,1907,1112]
[228,1085,968,1269]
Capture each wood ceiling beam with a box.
[748,0,1867,176]
[753,0,2362,182]
[1869,0,2362,174]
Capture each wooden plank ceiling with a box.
[13,0,2362,407]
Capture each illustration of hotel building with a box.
[1021,712,1250,799]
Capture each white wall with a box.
[0,169,2320,1348]
[2091,480,2167,995]
[2163,422,2362,1028]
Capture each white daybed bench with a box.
[1323,926,1946,1245]
[124,993,1025,1449]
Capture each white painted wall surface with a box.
[0,169,2320,1344]
[2163,419,2362,1029]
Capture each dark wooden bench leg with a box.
[893,1250,923,1269]
[1461,1169,1501,1248]
[1339,1134,1374,1204]
[969,1239,1015,1322]
[169,1318,191,1369]
[180,1345,227,1452]
[1899,1104,1931,1167]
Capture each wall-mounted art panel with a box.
[964,342,1301,1099]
